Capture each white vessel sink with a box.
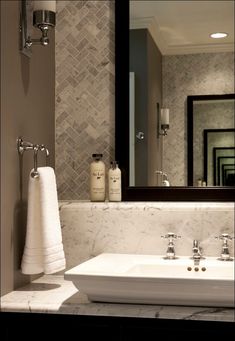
[64,253,234,307]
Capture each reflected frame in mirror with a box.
[115,0,235,201]
[213,147,235,185]
[218,157,235,186]
[222,166,235,186]
[203,128,235,186]
[188,95,235,187]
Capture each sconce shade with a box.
[161,108,170,125]
[158,108,170,137]
[33,1,56,13]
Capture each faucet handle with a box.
[161,233,181,259]
[161,232,181,240]
[215,233,234,261]
[215,233,234,241]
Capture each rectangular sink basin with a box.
[64,253,234,307]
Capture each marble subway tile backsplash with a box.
[59,201,234,270]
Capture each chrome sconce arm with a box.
[20,0,56,57]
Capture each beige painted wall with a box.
[0,1,55,296]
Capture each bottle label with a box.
[110,175,120,182]
[92,171,105,179]
[92,188,105,193]
[91,172,105,191]
[110,188,120,194]
[90,161,105,201]
[109,175,121,196]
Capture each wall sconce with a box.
[20,0,56,57]
[158,108,170,137]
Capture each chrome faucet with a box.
[192,240,203,265]
[161,232,181,259]
[215,233,234,261]
[155,171,170,186]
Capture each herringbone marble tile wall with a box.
[55,0,115,200]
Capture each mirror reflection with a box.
[129,0,234,187]
[188,95,235,187]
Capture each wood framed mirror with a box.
[115,0,235,201]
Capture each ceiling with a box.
[130,0,234,55]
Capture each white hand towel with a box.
[21,167,66,275]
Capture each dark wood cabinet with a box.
[1,312,234,341]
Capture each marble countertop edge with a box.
[1,275,234,322]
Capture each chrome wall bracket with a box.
[17,137,50,178]
[20,0,32,57]
[19,0,56,58]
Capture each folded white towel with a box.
[21,167,66,275]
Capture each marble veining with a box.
[58,201,234,270]
[1,275,234,322]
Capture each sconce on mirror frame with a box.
[157,104,170,137]
[20,0,56,57]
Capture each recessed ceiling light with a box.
[210,32,228,39]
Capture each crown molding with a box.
[130,17,167,55]
[130,18,234,55]
[164,43,234,55]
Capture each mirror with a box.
[115,1,235,201]
[187,94,235,187]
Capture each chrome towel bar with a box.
[17,137,50,178]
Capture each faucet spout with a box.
[192,240,203,265]
[166,242,175,259]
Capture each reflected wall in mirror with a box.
[115,0,235,200]
[129,0,234,187]
[187,95,235,187]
